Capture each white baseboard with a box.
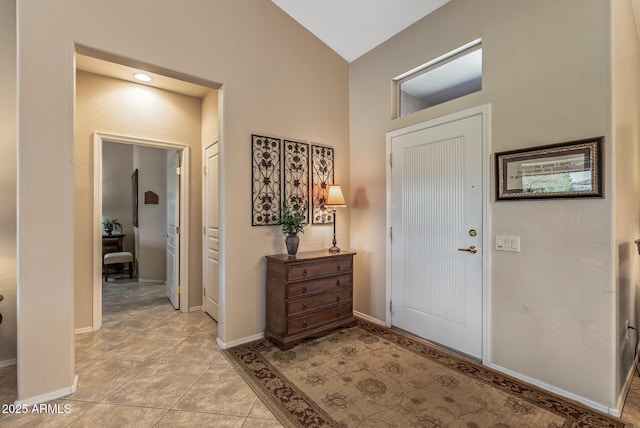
[616,343,640,417]
[14,375,78,406]
[216,332,265,350]
[354,311,386,327]
[616,363,635,417]
[486,363,618,417]
[137,279,164,284]
[0,358,16,368]
[74,327,94,335]
[189,306,202,312]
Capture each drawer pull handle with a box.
[302,269,308,277]
[302,286,307,294]
[302,320,307,328]
[336,279,341,287]
[336,264,341,271]
[336,296,341,302]
[336,311,341,318]
[302,303,308,311]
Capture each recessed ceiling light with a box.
[134,73,152,82]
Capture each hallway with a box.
[0,280,282,427]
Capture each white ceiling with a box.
[271,0,450,62]
[76,54,213,98]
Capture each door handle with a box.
[457,246,477,254]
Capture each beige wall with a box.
[18,0,348,402]
[0,0,16,364]
[613,0,640,399]
[202,90,219,146]
[133,146,168,282]
[75,70,202,329]
[350,0,615,408]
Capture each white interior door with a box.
[390,114,483,359]
[203,142,219,320]
[166,150,180,309]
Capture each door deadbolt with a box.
[469,229,477,237]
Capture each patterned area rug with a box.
[224,320,625,428]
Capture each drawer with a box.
[287,273,352,298]
[287,303,352,335]
[287,288,352,317]
[103,244,119,253]
[286,257,352,281]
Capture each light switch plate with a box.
[496,235,520,252]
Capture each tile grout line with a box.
[4,282,246,427]
[167,364,215,412]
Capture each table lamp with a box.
[324,185,346,253]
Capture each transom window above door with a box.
[394,39,482,117]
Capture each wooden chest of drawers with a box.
[265,250,357,350]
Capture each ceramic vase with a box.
[285,233,300,256]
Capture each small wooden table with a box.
[265,250,357,350]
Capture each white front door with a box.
[390,113,484,359]
[166,150,180,309]
[203,142,219,320]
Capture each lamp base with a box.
[328,209,341,253]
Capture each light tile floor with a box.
[0,279,283,427]
[3,278,640,426]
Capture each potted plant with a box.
[281,201,305,256]
[102,216,123,236]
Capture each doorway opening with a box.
[93,133,191,329]
[75,48,222,334]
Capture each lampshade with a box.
[325,185,346,208]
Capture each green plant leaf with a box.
[280,202,305,235]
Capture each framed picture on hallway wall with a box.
[495,136,604,200]
[132,169,139,227]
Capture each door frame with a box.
[385,104,491,362]
[92,132,191,330]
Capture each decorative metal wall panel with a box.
[283,140,310,223]
[252,135,282,226]
[311,144,335,224]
